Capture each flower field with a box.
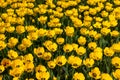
[1,0,120,80]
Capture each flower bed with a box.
[0,0,120,80]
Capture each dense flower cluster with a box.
[0,0,120,80]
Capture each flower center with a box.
[92,73,97,77]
